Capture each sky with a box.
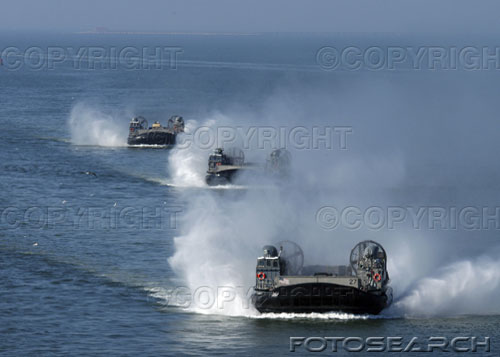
[0,0,499,33]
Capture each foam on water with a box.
[68,102,129,147]
[167,119,210,187]
[249,312,379,320]
[165,97,500,320]
[392,254,500,317]
[128,144,170,149]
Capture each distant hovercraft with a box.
[205,147,291,186]
[128,115,184,146]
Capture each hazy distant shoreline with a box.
[76,31,260,36]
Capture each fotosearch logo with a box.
[290,336,490,353]
[316,45,500,71]
[316,205,500,231]
[176,125,353,150]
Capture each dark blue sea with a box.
[1,32,500,355]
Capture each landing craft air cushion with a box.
[252,240,392,314]
[205,147,291,185]
[128,115,184,146]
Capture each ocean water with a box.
[1,32,500,356]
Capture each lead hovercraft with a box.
[251,240,392,315]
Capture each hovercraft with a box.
[205,148,291,186]
[128,115,184,146]
[251,240,392,314]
